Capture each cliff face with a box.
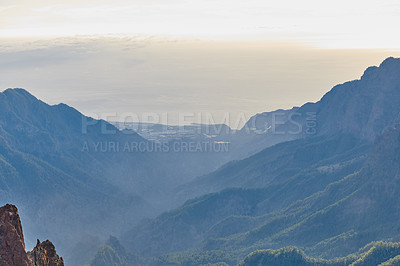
[0,204,64,266]
[0,204,31,266]
[314,57,400,140]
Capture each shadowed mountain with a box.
[176,57,400,202]
[175,133,370,203]
[123,133,371,258]
[217,57,400,162]
[0,88,167,264]
[89,236,144,266]
[0,88,273,264]
[118,58,400,265]
[169,119,400,265]
[119,113,400,266]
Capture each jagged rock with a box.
[0,204,32,266]
[27,239,64,266]
[0,204,63,266]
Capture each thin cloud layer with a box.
[1,0,400,48]
[1,37,399,127]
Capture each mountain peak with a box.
[379,56,400,68]
[0,204,31,266]
[27,239,65,266]
[0,204,25,248]
[1,88,40,109]
[361,66,379,79]
[2,88,37,99]
[360,57,400,81]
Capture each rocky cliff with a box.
[27,240,64,266]
[0,204,63,266]
[0,204,31,266]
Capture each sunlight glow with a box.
[1,0,400,48]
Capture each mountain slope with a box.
[177,57,400,202]
[314,57,400,139]
[218,57,400,164]
[127,133,370,257]
[0,89,159,264]
[176,133,369,203]
[89,236,144,266]
[240,242,400,266]
[122,119,400,266]
[0,88,270,264]
[202,120,400,263]
[119,58,400,265]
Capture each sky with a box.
[1,0,400,127]
[1,0,400,48]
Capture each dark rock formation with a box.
[0,204,64,266]
[0,204,31,266]
[27,240,64,266]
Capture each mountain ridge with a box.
[115,57,400,265]
[176,57,400,201]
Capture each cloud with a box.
[0,5,17,12]
[0,0,400,49]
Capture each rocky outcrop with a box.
[0,204,32,266]
[27,240,64,266]
[0,204,64,266]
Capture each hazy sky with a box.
[1,0,400,48]
[1,0,400,127]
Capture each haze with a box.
[1,0,400,126]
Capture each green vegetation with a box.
[89,240,400,266]
[5,59,400,266]
[156,250,236,266]
[351,242,400,266]
[379,255,400,265]
[122,134,372,260]
[90,237,142,266]
[118,123,400,265]
[240,242,400,266]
